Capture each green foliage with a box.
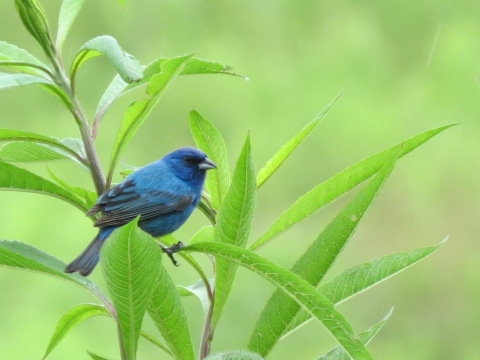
[0,1,453,359]
[318,309,393,360]
[56,0,85,51]
[0,40,49,75]
[248,149,399,357]
[249,124,456,252]
[256,92,340,189]
[0,161,89,212]
[101,219,162,360]
[71,35,143,84]
[189,110,230,210]
[87,351,111,360]
[184,242,373,360]
[106,55,192,187]
[211,135,256,330]
[43,304,109,359]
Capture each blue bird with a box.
[65,147,216,276]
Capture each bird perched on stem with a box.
[65,147,216,276]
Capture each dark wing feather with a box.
[87,179,193,228]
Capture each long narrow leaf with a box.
[147,258,194,360]
[0,240,93,287]
[56,0,85,50]
[212,135,256,331]
[0,40,49,76]
[0,142,88,172]
[183,242,373,360]
[284,240,445,337]
[87,352,110,360]
[181,58,245,78]
[101,219,161,360]
[256,93,340,189]
[248,148,399,357]
[249,124,456,251]
[0,129,85,165]
[95,57,242,125]
[318,309,393,360]
[0,161,88,213]
[189,110,230,210]
[0,72,53,90]
[0,240,114,338]
[106,55,192,187]
[47,168,97,210]
[43,304,109,359]
[71,35,143,83]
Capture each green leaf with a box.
[176,279,212,315]
[106,55,192,187]
[0,142,88,172]
[0,240,101,291]
[204,350,264,360]
[43,304,109,359]
[14,0,56,61]
[212,135,256,330]
[189,226,214,245]
[47,168,97,209]
[248,149,399,357]
[318,309,393,360]
[71,35,143,84]
[284,241,445,338]
[0,129,85,166]
[0,72,53,90]
[147,252,194,360]
[256,94,340,189]
[95,74,130,124]
[87,351,110,360]
[56,0,85,51]
[94,57,239,126]
[189,110,230,210]
[42,302,172,359]
[0,40,50,76]
[101,219,161,360]
[249,124,457,251]
[0,40,48,68]
[93,59,168,127]
[183,242,373,360]
[0,142,66,162]
[197,193,217,225]
[0,240,114,337]
[0,160,89,212]
[181,58,245,78]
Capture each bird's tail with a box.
[64,230,111,276]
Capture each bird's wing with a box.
[87,179,194,228]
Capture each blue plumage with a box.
[65,147,216,276]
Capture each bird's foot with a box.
[160,241,184,266]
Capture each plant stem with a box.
[199,293,215,359]
[50,60,106,196]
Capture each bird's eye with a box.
[183,156,193,164]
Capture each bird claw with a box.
[160,241,184,266]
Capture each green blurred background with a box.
[0,0,478,359]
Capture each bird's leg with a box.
[160,241,184,266]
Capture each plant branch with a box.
[199,291,215,359]
[50,59,106,196]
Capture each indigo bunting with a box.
[65,147,216,276]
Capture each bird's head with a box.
[163,147,216,181]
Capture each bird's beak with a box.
[198,157,216,170]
